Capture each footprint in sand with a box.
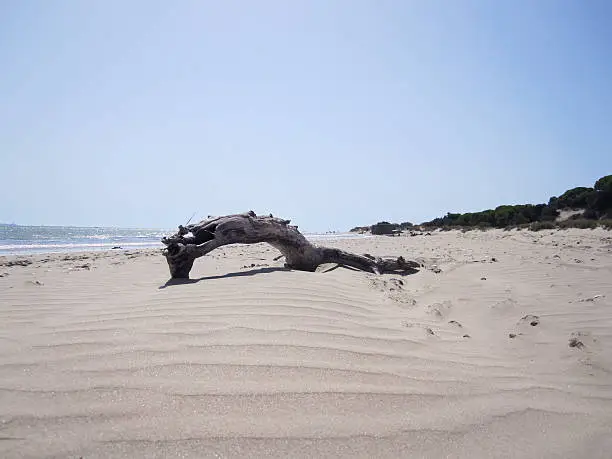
[387,277,405,291]
[569,331,597,350]
[392,294,417,307]
[401,322,439,338]
[371,277,417,306]
[490,298,517,312]
[572,294,606,304]
[519,314,540,327]
[448,320,471,338]
[25,280,44,286]
[426,300,452,320]
[569,336,584,349]
[508,314,540,338]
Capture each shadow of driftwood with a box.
[159,267,290,289]
[318,264,419,275]
[160,264,419,289]
[391,267,420,276]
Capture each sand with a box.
[1,228,611,458]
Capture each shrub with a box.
[582,209,598,220]
[600,219,612,230]
[557,219,598,229]
[530,221,556,231]
[569,212,586,220]
[556,187,595,209]
[390,174,612,231]
[371,221,399,235]
[594,175,612,193]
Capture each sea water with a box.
[0,224,367,256]
[0,224,168,255]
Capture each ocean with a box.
[0,224,366,256]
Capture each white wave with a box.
[0,232,367,255]
[0,241,162,251]
[305,233,371,241]
[84,233,166,240]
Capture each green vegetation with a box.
[420,175,612,230]
[422,204,556,228]
[351,175,612,233]
[529,221,557,231]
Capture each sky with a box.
[1,0,611,232]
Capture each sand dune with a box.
[1,229,611,458]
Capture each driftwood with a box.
[161,211,420,279]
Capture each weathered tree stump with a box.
[162,211,420,279]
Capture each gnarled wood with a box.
[162,211,420,279]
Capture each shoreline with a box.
[0,232,369,257]
[1,226,609,259]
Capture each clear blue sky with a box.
[1,1,611,231]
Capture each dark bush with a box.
[371,222,399,235]
[569,212,586,220]
[594,175,612,193]
[556,187,595,209]
[418,174,611,230]
[530,221,555,231]
[362,175,612,233]
[558,219,598,229]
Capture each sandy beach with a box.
[1,228,611,458]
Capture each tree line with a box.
[351,175,612,233]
